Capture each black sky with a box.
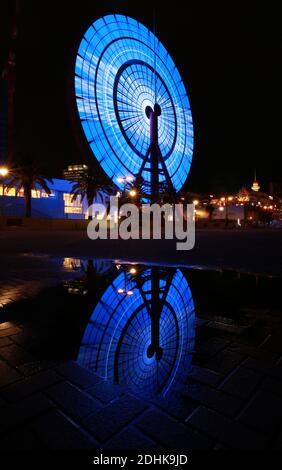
[1,0,281,193]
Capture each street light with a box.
[0,167,9,177]
[129,189,137,197]
[0,167,9,197]
[117,175,134,196]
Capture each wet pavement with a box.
[0,256,282,450]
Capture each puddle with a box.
[1,256,281,402]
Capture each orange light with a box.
[127,290,134,296]
[0,167,9,177]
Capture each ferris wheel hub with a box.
[145,103,161,119]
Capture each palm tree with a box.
[71,166,114,220]
[7,159,53,218]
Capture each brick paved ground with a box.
[1,300,282,451]
[0,302,282,451]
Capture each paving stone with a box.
[86,380,123,404]
[17,360,59,376]
[1,369,62,403]
[154,393,197,420]
[0,393,54,434]
[104,427,156,451]
[219,366,262,399]
[188,365,223,387]
[56,362,102,389]
[238,389,282,435]
[83,394,147,442]
[228,342,278,364]
[182,382,242,417]
[204,350,245,375]
[0,322,18,331]
[0,428,41,450]
[0,326,21,337]
[242,357,282,380]
[187,406,268,450]
[261,333,282,355]
[9,331,38,349]
[0,360,22,388]
[29,409,95,450]
[198,337,230,356]
[261,376,282,396]
[0,337,12,348]
[0,344,35,366]
[45,381,101,420]
[136,409,212,450]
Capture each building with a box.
[63,164,88,182]
[0,178,86,219]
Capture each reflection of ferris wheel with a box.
[78,267,195,397]
[75,15,194,198]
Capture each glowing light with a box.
[75,15,194,193]
[251,180,260,192]
[117,288,125,294]
[219,207,224,212]
[193,200,199,206]
[129,189,137,197]
[129,268,137,274]
[126,290,134,296]
[0,167,9,177]
[228,196,233,201]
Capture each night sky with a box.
[1,0,281,193]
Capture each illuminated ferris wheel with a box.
[78,266,195,397]
[75,14,194,197]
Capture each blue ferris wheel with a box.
[75,14,194,197]
[78,267,195,397]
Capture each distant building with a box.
[63,164,88,182]
[0,172,112,219]
[0,178,87,219]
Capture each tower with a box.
[251,169,260,192]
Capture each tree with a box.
[8,159,53,218]
[206,203,215,220]
[71,166,114,220]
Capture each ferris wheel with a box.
[78,266,195,397]
[75,14,194,197]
